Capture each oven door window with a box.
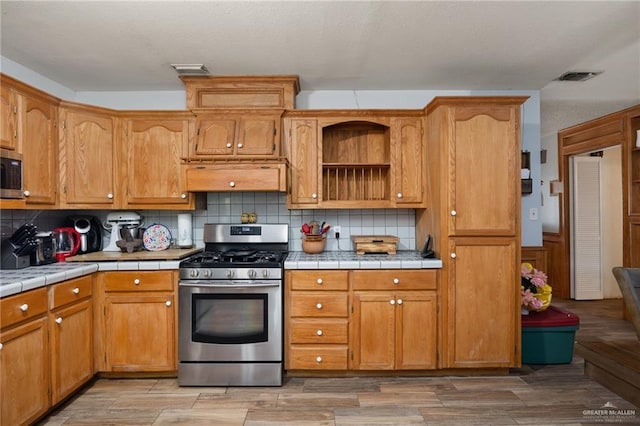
[192,294,268,344]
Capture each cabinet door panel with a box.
[450,107,518,235]
[62,109,115,205]
[396,292,437,369]
[445,238,518,367]
[50,299,93,404]
[126,118,190,205]
[23,95,57,204]
[393,117,424,206]
[237,117,277,156]
[287,118,319,205]
[350,292,395,370]
[0,85,20,150]
[105,294,175,371]
[195,118,236,155]
[0,317,49,426]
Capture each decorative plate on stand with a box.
[143,224,172,251]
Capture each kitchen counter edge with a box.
[0,259,184,298]
[284,251,443,269]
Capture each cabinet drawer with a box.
[290,318,348,344]
[49,275,93,309]
[1,287,48,329]
[289,292,348,317]
[287,270,348,290]
[288,346,348,370]
[351,270,437,290]
[186,164,286,192]
[104,271,174,292]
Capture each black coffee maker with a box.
[66,215,102,254]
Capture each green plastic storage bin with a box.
[521,306,580,364]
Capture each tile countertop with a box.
[284,251,443,269]
[0,249,199,298]
[0,262,99,298]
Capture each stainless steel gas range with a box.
[178,223,288,386]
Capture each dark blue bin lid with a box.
[522,305,580,327]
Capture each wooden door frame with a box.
[545,106,637,298]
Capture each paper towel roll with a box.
[177,214,193,247]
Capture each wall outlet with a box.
[529,208,538,221]
[333,226,341,238]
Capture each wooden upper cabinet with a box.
[59,103,117,207]
[22,92,58,205]
[448,105,520,236]
[285,117,319,206]
[122,112,194,207]
[192,111,282,159]
[391,116,425,207]
[0,83,21,151]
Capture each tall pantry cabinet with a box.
[417,96,528,368]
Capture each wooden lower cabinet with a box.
[98,271,177,372]
[285,270,349,370]
[285,269,438,372]
[0,288,50,426]
[350,270,438,370]
[49,276,94,405]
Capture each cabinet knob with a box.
[226,142,232,148]
[316,356,322,363]
[450,210,457,216]
[237,143,243,148]
[23,190,30,197]
[0,343,3,350]
[397,299,403,305]
[181,193,187,199]
[72,287,80,294]
[166,301,172,307]
[312,193,317,199]
[20,303,28,312]
[107,193,114,199]
[316,303,323,309]
[55,317,63,324]
[450,253,457,259]
[316,278,323,285]
[397,192,403,198]
[393,278,400,285]
[229,181,236,188]
[134,278,141,285]
[316,329,323,336]
[390,299,395,305]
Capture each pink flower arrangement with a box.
[521,263,551,311]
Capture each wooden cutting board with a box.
[351,235,399,255]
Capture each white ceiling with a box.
[1,1,639,105]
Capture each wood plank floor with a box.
[38,299,640,426]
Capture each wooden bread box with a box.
[351,235,399,255]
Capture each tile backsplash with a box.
[1,192,418,252]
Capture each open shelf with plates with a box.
[321,121,391,203]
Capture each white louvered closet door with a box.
[571,156,603,300]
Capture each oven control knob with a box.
[189,269,199,278]
[262,270,270,278]
[203,269,212,278]
[248,269,257,278]
[226,270,234,278]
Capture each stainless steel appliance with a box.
[67,215,103,254]
[178,223,288,386]
[0,149,23,199]
[30,232,57,266]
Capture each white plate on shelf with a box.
[143,224,172,251]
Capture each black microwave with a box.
[0,149,23,199]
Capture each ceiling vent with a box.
[171,64,209,76]
[555,71,602,82]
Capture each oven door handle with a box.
[179,281,280,288]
